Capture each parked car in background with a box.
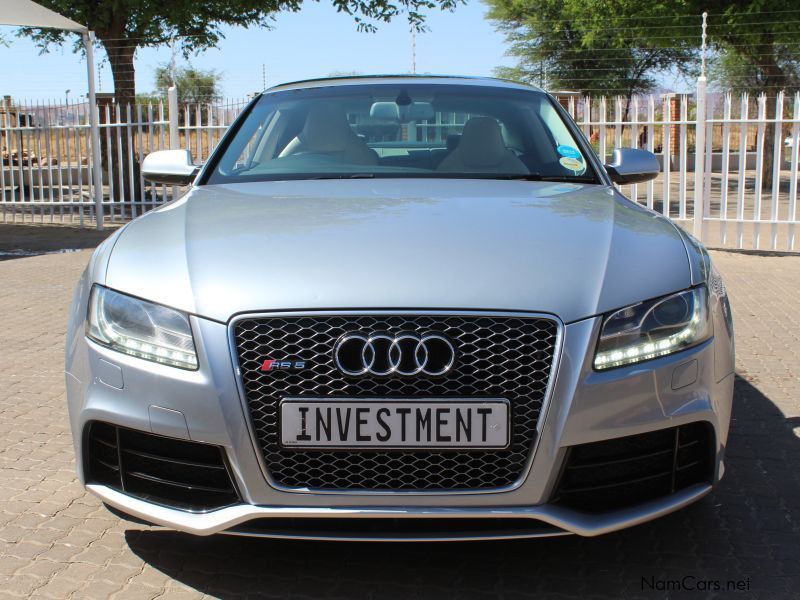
[65,76,734,540]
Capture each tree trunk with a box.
[756,44,783,192]
[762,92,778,193]
[99,39,140,204]
[622,94,634,147]
[104,41,136,107]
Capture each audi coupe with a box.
[65,76,734,540]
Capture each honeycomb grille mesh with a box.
[233,315,558,491]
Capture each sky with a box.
[0,2,518,101]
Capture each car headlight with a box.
[594,286,711,370]
[87,286,198,370]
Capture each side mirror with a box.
[604,148,660,185]
[142,149,199,185]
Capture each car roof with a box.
[265,75,544,94]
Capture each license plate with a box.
[280,398,510,450]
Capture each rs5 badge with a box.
[260,359,306,372]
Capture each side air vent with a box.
[552,422,714,513]
[85,421,239,512]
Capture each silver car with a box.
[65,76,734,541]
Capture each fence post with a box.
[692,13,708,240]
[693,77,707,240]
[168,86,179,149]
[84,31,104,231]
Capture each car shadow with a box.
[124,375,799,599]
[0,223,116,261]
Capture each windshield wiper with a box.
[307,173,376,180]
[498,174,597,183]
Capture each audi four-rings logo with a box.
[333,333,456,377]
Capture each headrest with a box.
[370,102,400,121]
[406,102,435,121]
[458,117,507,167]
[300,104,352,153]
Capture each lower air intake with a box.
[85,421,239,512]
[552,422,714,513]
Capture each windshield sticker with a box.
[557,145,582,159]
[559,157,584,171]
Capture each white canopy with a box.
[0,0,86,31]
[1,0,105,229]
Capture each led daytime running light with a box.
[594,288,708,370]
[88,286,198,370]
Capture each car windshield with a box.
[204,82,599,184]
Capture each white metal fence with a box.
[563,90,800,252]
[2,89,799,251]
[0,93,249,225]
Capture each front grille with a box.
[234,314,558,491]
[552,422,714,513]
[85,421,240,512]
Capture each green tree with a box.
[154,66,222,104]
[134,93,163,105]
[703,4,800,180]
[489,0,799,183]
[487,0,698,106]
[20,0,462,108]
[150,66,222,124]
[711,51,800,95]
[705,4,800,96]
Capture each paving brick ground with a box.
[0,233,798,599]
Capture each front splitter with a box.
[88,483,711,541]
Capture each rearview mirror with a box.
[604,148,660,185]
[142,149,199,185]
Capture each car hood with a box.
[104,179,691,323]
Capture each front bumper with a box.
[90,482,712,540]
[65,287,734,539]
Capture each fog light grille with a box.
[552,422,714,512]
[85,422,239,512]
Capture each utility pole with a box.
[262,64,266,90]
[411,27,417,75]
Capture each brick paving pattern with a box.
[0,244,798,599]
